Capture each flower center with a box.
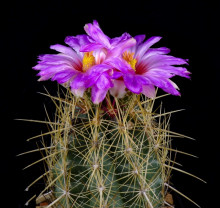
[82,51,96,72]
[122,51,137,70]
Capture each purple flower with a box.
[33,21,136,104]
[107,35,190,98]
[33,20,190,104]
[33,44,114,104]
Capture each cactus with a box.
[21,88,206,208]
[44,90,170,208]
[32,89,172,208]
[20,20,206,207]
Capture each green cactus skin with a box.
[41,90,171,208]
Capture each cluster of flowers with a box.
[33,20,190,104]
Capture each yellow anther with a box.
[82,51,96,72]
[122,51,137,70]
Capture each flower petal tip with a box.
[175,91,181,96]
[84,24,88,31]
[37,77,44,81]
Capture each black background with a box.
[2,0,219,207]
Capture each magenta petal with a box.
[65,35,91,52]
[142,47,171,60]
[84,20,111,49]
[93,49,107,64]
[135,36,162,60]
[149,47,170,54]
[80,43,103,52]
[70,73,87,89]
[36,64,71,75]
[144,74,180,96]
[134,35,146,45]
[87,64,112,75]
[107,38,136,58]
[158,79,180,96]
[84,73,100,88]
[85,64,112,88]
[110,32,132,47]
[37,72,53,81]
[166,80,181,96]
[51,70,76,84]
[105,57,131,73]
[124,74,143,94]
[50,44,77,57]
[148,55,188,68]
[96,73,113,89]
[44,55,81,71]
[91,85,108,104]
[71,87,86,97]
[38,75,51,81]
[64,36,80,52]
[170,67,191,78]
[142,85,156,98]
[112,71,123,79]
[33,64,45,70]
[109,80,126,98]
[37,54,80,64]
[143,68,173,78]
[147,66,191,79]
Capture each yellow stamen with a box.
[122,51,137,70]
[82,51,96,72]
